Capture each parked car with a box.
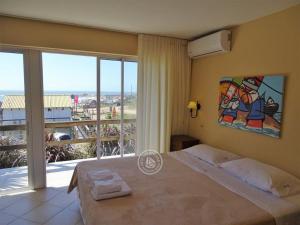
[53,132,71,141]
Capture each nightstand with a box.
[170,135,200,152]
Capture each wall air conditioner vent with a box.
[188,30,231,58]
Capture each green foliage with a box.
[46,143,97,163]
[0,149,27,168]
[105,113,112,119]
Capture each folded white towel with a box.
[87,169,114,184]
[91,180,132,201]
[91,179,122,195]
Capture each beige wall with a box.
[0,16,138,56]
[188,5,300,177]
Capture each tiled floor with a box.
[0,159,89,225]
[0,158,96,192]
[0,187,83,225]
[1,155,133,192]
[0,155,135,225]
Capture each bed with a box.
[68,151,300,225]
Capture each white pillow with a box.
[220,158,300,197]
[183,144,241,166]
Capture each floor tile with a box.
[45,208,81,225]
[0,195,23,210]
[47,192,77,209]
[2,197,42,217]
[0,211,16,225]
[54,186,71,194]
[0,158,86,194]
[76,219,84,225]
[21,203,62,224]
[66,199,81,214]
[0,159,87,224]
[8,218,39,225]
[24,188,60,202]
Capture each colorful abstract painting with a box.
[218,75,285,138]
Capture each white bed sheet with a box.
[169,151,300,225]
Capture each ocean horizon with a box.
[0,90,137,101]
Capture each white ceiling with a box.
[0,0,299,39]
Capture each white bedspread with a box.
[170,151,300,225]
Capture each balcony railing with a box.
[0,119,136,151]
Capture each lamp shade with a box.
[187,101,197,109]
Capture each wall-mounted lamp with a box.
[187,100,201,118]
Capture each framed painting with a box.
[218,75,285,138]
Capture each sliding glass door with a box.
[0,49,137,191]
[99,59,137,158]
[0,51,29,193]
[40,53,137,186]
[123,61,137,155]
[42,52,97,187]
[99,59,122,157]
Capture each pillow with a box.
[220,158,300,197]
[183,144,241,166]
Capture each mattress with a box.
[67,152,300,225]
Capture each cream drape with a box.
[136,34,191,154]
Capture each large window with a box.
[0,52,28,192]
[42,52,98,187]
[123,61,137,155]
[0,50,137,191]
[41,53,137,171]
[99,60,137,157]
[0,49,137,192]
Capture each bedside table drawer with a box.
[170,135,200,152]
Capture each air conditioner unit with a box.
[188,30,231,58]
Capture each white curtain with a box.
[136,34,191,154]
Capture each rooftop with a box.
[1,95,72,109]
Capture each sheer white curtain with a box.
[136,34,191,154]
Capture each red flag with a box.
[74,95,79,104]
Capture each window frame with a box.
[1,44,138,190]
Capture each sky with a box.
[0,52,137,94]
[258,75,284,112]
[0,52,25,92]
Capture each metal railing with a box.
[0,119,136,151]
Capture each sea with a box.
[0,90,136,101]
